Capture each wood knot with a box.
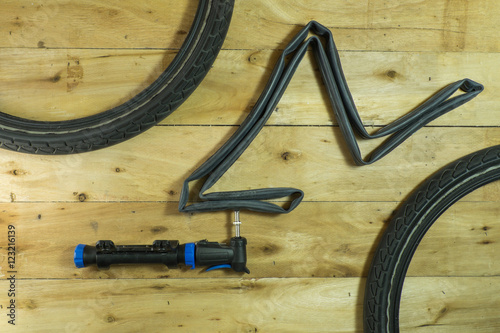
[260,244,280,254]
[10,169,27,176]
[247,51,261,64]
[386,70,397,78]
[151,226,168,234]
[25,299,37,310]
[281,152,291,160]
[280,150,301,161]
[50,73,62,83]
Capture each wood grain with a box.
[0,277,362,333]
[0,199,498,280]
[0,48,497,125]
[1,0,197,49]
[0,126,499,203]
[2,0,499,52]
[0,277,498,332]
[400,277,500,332]
[0,0,499,331]
[226,0,500,53]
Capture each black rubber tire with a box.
[364,145,500,332]
[0,0,234,154]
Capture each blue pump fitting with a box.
[184,242,195,269]
[74,244,86,268]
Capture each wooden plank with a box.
[171,51,500,127]
[226,0,500,52]
[0,48,497,125]
[0,126,499,203]
[0,277,359,332]
[0,48,171,121]
[400,277,500,332]
[1,0,196,49]
[406,201,500,277]
[0,277,498,332]
[0,200,498,280]
[1,0,499,52]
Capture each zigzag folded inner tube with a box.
[179,20,483,214]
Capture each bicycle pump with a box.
[74,211,249,273]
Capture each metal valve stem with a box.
[234,210,241,238]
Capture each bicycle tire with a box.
[364,145,500,332]
[0,0,234,154]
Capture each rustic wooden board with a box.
[0,277,498,332]
[0,126,499,203]
[0,200,498,280]
[0,48,497,125]
[0,0,499,332]
[1,0,197,49]
[2,0,499,52]
[399,277,500,332]
[0,48,173,121]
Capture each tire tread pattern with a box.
[0,0,234,154]
[364,145,500,332]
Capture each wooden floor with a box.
[1,1,499,332]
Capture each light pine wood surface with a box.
[0,1,499,332]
